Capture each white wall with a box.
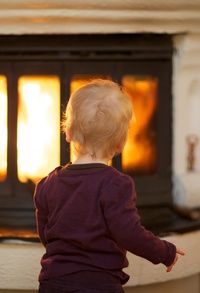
[173,34,200,207]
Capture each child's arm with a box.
[33,177,48,246]
[101,175,185,270]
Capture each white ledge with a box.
[0,230,199,290]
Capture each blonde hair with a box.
[62,79,133,160]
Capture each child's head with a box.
[63,79,133,161]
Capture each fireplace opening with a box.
[0,34,200,240]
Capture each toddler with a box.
[34,79,184,293]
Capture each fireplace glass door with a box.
[0,35,172,229]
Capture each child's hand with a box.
[166,248,185,272]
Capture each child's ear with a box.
[65,129,72,143]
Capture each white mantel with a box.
[0,0,200,34]
[0,0,200,291]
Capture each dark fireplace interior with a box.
[0,34,200,241]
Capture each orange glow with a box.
[17,76,60,183]
[0,76,7,182]
[122,76,158,175]
[70,76,96,96]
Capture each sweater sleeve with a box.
[33,177,48,247]
[101,174,176,267]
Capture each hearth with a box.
[0,34,199,236]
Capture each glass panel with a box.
[17,76,60,183]
[70,75,111,163]
[0,76,7,182]
[122,75,158,175]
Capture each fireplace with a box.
[0,34,199,235]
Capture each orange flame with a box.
[17,76,60,183]
[122,76,158,175]
[0,76,7,182]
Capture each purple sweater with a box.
[34,163,176,284]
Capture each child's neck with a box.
[72,153,109,165]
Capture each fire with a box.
[17,76,60,183]
[122,76,158,175]
[70,75,157,174]
[0,76,7,182]
[0,73,159,184]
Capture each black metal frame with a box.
[0,34,173,229]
